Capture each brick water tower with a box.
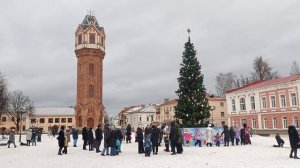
[74,14,106,128]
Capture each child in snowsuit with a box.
[214,133,221,147]
[144,134,152,157]
[164,135,170,152]
[273,133,284,147]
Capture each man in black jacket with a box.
[169,121,178,155]
[95,124,103,153]
[57,126,65,155]
[288,124,300,159]
[82,127,88,150]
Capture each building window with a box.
[12,117,15,122]
[270,95,276,108]
[139,117,141,122]
[61,118,66,123]
[240,98,246,111]
[273,118,277,129]
[250,96,255,110]
[252,119,257,128]
[263,118,268,129]
[293,117,299,128]
[232,99,236,111]
[261,97,266,109]
[89,63,94,76]
[280,94,286,107]
[78,34,82,45]
[39,118,45,123]
[220,102,224,107]
[88,85,94,97]
[31,119,36,123]
[68,118,72,123]
[55,118,60,123]
[1,117,6,122]
[221,112,225,117]
[147,117,149,121]
[282,117,287,129]
[221,121,225,125]
[291,93,298,107]
[48,118,53,123]
[89,33,95,44]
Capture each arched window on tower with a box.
[89,33,95,44]
[88,85,94,97]
[89,63,94,76]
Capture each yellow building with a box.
[154,97,228,127]
[0,107,75,133]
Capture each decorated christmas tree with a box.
[175,29,211,127]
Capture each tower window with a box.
[78,34,82,44]
[89,85,94,97]
[89,63,94,76]
[89,33,95,44]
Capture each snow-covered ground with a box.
[0,134,299,168]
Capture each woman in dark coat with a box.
[57,126,65,155]
[229,126,235,146]
[136,127,144,154]
[169,121,178,155]
[82,127,88,150]
[151,125,159,154]
[101,125,110,156]
[88,127,94,151]
[126,124,132,143]
[288,125,300,159]
[108,128,117,156]
[95,125,103,153]
[221,125,230,146]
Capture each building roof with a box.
[139,105,156,113]
[156,99,178,107]
[80,15,103,32]
[226,74,300,94]
[35,108,75,116]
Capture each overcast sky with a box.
[0,0,300,116]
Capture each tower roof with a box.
[80,15,103,32]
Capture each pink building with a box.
[225,74,300,132]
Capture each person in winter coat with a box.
[31,128,37,146]
[273,133,284,147]
[88,127,94,151]
[288,124,300,159]
[136,127,144,154]
[57,126,65,155]
[108,127,117,156]
[62,134,69,154]
[234,124,240,145]
[151,125,159,154]
[164,135,170,152]
[101,124,110,156]
[71,128,79,147]
[126,124,132,143]
[7,129,17,148]
[240,123,247,145]
[144,134,152,157]
[206,124,213,147]
[37,129,42,142]
[115,127,123,154]
[66,129,71,144]
[26,129,32,146]
[175,119,183,154]
[169,121,178,155]
[82,127,88,150]
[229,126,235,146]
[95,124,103,153]
[245,127,251,145]
[221,125,230,146]
[214,133,221,147]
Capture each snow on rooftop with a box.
[34,107,75,116]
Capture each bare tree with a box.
[0,72,9,122]
[290,60,300,75]
[251,56,279,81]
[215,72,238,96]
[6,90,34,134]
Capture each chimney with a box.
[164,98,169,103]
